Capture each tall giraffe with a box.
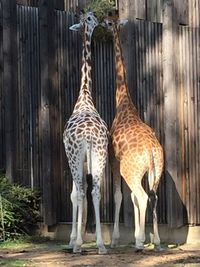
[63,11,108,255]
[104,14,164,250]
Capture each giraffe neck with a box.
[73,25,94,112]
[113,26,138,114]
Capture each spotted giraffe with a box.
[104,13,164,250]
[63,11,108,254]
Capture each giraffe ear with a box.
[69,23,81,31]
[118,19,128,27]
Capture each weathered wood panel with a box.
[174,0,188,25]
[39,0,58,225]
[119,0,198,26]
[55,10,82,222]
[179,25,200,224]
[12,0,200,27]
[163,0,182,228]
[188,0,200,27]
[0,2,200,227]
[16,5,40,187]
[0,2,5,170]
[121,19,166,226]
[2,0,18,181]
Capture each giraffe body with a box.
[63,12,108,254]
[104,16,164,250]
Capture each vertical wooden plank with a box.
[54,0,64,10]
[118,0,131,19]
[31,7,37,188]
[0,2,5,170]
[55,10,61,222]
[163,0,185,227]
[178,25,188,224]
[146,0,164,23]
[59,10,68,222]
[39,0,57,225]
[192,27,199,224]
[16,0,29,4]
[157,21,166,224]
[138,20,145,119]
[188,27,196,223]
[173,0,188,25]
[2,0,18,181]
[146,0,157,22]
[145,20,151,124]
[189,0,200,27]
[196,27,200,223]
[184,26,190,222]
[23,5,30,185]
[16,5,20,183]
[142,20,147,121]
[157,0,164,23]
[50,7,60,225]
[135,0,146,20]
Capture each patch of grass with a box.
[0,259,29,267]
[0,238,33,250]
[0,236,66,251]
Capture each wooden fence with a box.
[0,0,200,228]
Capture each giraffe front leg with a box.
[92,179,107,255]
[69,182,77,249]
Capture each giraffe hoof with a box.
[110,243,117,248]
[65,245,73,252]
[134,244,144,252]
[111,239,119,248]
[154,245,163,252]
[73,244,82,253]
[98,245,108,255]
[68,238,76,248]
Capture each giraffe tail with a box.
[85,142,95,233]
[148,148,157,211]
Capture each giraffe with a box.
[104,14,164,250]
[63,11,108,255]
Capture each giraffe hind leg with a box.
[68,182,78,249]
[73,189,84,253]
[131,185,148,250]
[91,179,107,255]
[148,169,162,250]
[149,189,161,251]
[109,145,122,248]
[69,155,86,253]
[90,159,107,254]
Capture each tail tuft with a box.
[85,174,96,233]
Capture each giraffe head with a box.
[70,11,99,36]
[103,10,128,33]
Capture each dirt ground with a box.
[1,242,200,267]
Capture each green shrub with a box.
[85,0,116,22]
[0,173,41,240]
[85,0,116,41]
